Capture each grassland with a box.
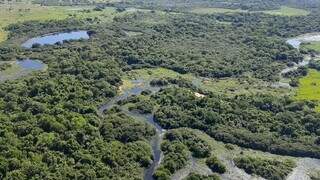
[190,6,309,16]
[0,61,48,82]
[302,42,320,53]
[262,6,310,16]
[0,4,71,42]
[0,3,123,42]
[121,67,291,96]
[190,7,247,14]
[296,69,320,111]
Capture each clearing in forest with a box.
[262,6,310,16]
[296,69,320,111]
[190,7,247,14]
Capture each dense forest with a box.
[4,10,320,82]
[0,1,320,179]
[123,87,320,158]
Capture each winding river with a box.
[98,80,165,180]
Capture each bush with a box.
[206,156,226,174]
[234,156,296,180]
[184,173,221,180]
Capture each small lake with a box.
[17,59,45,71]
[22,30,89,48]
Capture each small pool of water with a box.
[17,59,45,71]
[286,39,301,49]
[287,33,320,49]
[22,30,89,48]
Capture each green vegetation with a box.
[123,68,291,96]
[154,129,212,179]
[309,170,320,180]
[0,4,70,42]
[150,87,320,158]
[184,173,221,180]
[234,156,296,180]
[0,60,48,82]
[154,141,189,180]
[190,8,247,14]
[206,156,226,174]
[296,69,320,111]
[112,11,305,82]
[0,17,156,179]
[0,62,12,71]
[1,0,320,179]
[0,2,132,42]
[262,6,310,16]
[0,61,45,82]
[190,6,310,17]
[302,42,320,53]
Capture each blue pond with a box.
[286,39,301,49]
[22,31,89,48]
[17,59,45,70]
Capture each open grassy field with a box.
[0,3,122,42]
[190,7,247,14]
[262,6,310,16]
[296,69,320,111]
[302,42,320,53]
[0,4,71,42]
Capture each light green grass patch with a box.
[296,69,320,111]
[0,62,22,76]
[0,61,48,82]
[124,30,143,37]
[191,7,247,14]
[262,6,310,16]
[125,67,193,80]
[0,4,72,42]
[302,42,320,52]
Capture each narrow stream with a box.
[98,79,164,180]
[273,33,320,88]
